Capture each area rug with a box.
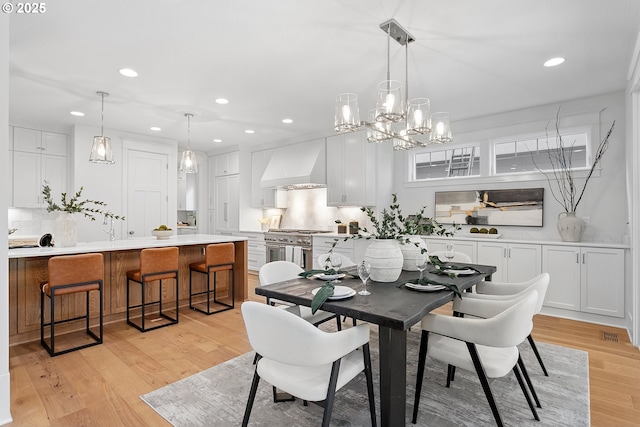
[141,327,589,426]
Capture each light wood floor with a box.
[7,274,640,427]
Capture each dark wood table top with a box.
[255,263,497,330]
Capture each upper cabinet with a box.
[326,132,376,207]
[215,151,240,176]
[10,126,68,208]
[251,149,287,208]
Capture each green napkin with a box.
[298,268,351,279]
[311,281,335,314]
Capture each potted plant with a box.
[42,183,124,247]
[334,194,459,281]
[535,115,615,242]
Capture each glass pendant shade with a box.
[430,112,452,144]
[366,109,392,143]
[180,113,198,173]
[89,136,114,164]
[180,149,198,173]
[406,98,431,135]
[334,93,360,132]
[375,80,403,123]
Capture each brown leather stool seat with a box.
[126,246,179,332]
[189,243,235,315]
[40,253,104,357]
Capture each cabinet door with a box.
[41,132,68,156]
[215,152,240,176]
[251,149,285,208]
[177,171,187,210]
[506,243,541,283]
[581,247,624,317]
[325,134,346,205]
[477,241,507,282]
[12,127,41,153]
[215,177,230,231]
[207,156,216,209]
[542,245,581,311]
[12,151,41,207]
[208,210,216,234]
[227,175,239,231]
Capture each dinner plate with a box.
[311,285,356,300]
[443,268,476,276]
[315,273,346,281]
[405,283,447,292]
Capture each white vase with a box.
[54,212,77,247]
[557,212,586,242]
[364,239,403,282]
[400,235,428,271]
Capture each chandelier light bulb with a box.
[385,93,395,113]
[98,143,106,157]
[342,104,351,121]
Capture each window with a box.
[494,131,588,175]
[413,146,480,180]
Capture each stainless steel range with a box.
[264,229,331,270]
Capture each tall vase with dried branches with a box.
[537,117,615,242]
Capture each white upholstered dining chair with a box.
[241,301,377,427]
[412,291,540,426]
[317,252,357,269]
[258,261,341,329]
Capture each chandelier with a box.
[334,19,452,150]
[179,113,198,174]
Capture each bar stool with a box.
[40,253,104,357]
[189,243,235,315]
[126,246,179,332]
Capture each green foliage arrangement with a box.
[42,183,125,221]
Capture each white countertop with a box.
[8,234,247,259]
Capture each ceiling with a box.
[8,0,640,153]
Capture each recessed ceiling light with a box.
[70,111,85,117]
[119,68,138,77]
[543,57,565,67]
[245,130,255,134]
[213,139,222,143]
[150,126,162,131]
[215,98,229,104]
[282,118,293,124]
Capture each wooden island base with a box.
[8,238,248,346]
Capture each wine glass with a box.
[357,261,371,295]
[445,243,455,262]
[415,254,428,280]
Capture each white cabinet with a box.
[177,171,196,211]
[234,232,266,272]
[215,175,239,232]
[477,241,541,283]
[215,151,240,176]
[542,245,624,317]
[11,127,68,208]
[424,238,477,262]
[251,149,287,208]
[326,133,376,207]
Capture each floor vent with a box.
[603,331,619,342]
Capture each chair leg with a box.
[362,343,377,427]
[466,342,504,427]
[242,369,261,427]
[335,315,342,331]
[513,364,540,421]
[321,359,341,427]
[518,356,541,408]
[446,365,456,387]
[527,334,549,376]
[412,330,429,424]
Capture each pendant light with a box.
[179,113,198,174]
[89,91,115,164]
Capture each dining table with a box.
[254,261,497,427]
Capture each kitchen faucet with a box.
[103,217,115,241]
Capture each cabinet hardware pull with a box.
[224,202,228,221]
[582,253,585,264]
[576,253,579,263]
[503,248,507,258]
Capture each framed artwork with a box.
[435,188,544,227]
[269,215,282,230]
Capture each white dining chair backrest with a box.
[474,272,549,315]
[259,261,304,286]
[429,250,472,263]
[317,252,357,268]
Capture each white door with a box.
[127,150,168,238]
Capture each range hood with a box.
[260,139,326,190]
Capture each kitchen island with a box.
[8,234,248,345]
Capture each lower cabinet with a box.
[542,245,624,318]
[234,232,266,272]
[476,242,541,283]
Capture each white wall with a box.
[1,11,12,426]
[394,92,628,244]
